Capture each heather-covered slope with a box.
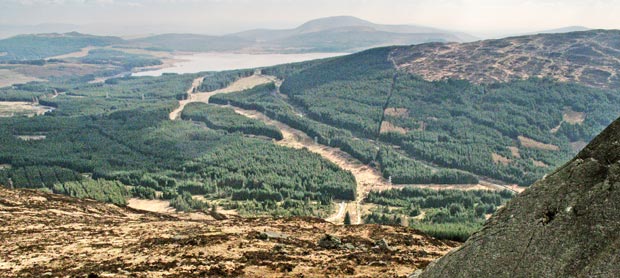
[418,117,620,278]
[0,186,455,277]
[391,30,620,89]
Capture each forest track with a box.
[175,74,522,225]
[169,76,204,120]
[169,74,277,120]
[226,106,391,225]
[174,74,394,225]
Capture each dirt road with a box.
[229,106,393,224]
[169,75,277,120]
[171,74,393,224]
[172,74,521,225]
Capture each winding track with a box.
[172,74,521,225]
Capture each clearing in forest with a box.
[518,135,560,151]
[169,74,276,120]
[380,121,408,134]
[384,107,409,117]
[491,153,511,165]
[507,146,521,158]
[0,101,54,117]
[0,69,43,88]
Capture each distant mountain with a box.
[235,16,475,40]
[391,29,620,89]
[0,32,124,61]
[533,26,591,34]
[134,16,477,53]
[0,23,81,39]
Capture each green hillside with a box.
[0,71,355,217]
[0,32,123,61]
[278,47,620,185]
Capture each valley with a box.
[172,73,518,226]
[2,2,619,277]
[171,73,389,225]
[0,28,619,253]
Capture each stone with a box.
[318,234,341,249]
[374,238,393,252]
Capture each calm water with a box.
[133,52,349,76]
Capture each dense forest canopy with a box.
[279,47,620,185]
[1,38,619,227]
[0,70,356,216]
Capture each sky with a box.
[0,0,619,37]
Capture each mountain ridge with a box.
[131,16,475,53]
[391,29,620,89]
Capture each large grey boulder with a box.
[419,118,620,278]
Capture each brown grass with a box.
[518,136,560,151]
[0,101,54,117]
[0,69,43,87]
[127,198,175,214]
[1,186,456,278]
[507,146,521,158]
[491,153,511,165]
[384,107,409,117]
[563,107,585,124]
[531,159,548,168]
[380,121,408,134]
[48,46,96,59]
[551,107,586,133]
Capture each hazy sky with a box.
[1,0,619,37]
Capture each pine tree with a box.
[344,211,352,226]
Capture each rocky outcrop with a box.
[419,117,620,278]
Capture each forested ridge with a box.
[209,81,477,185]
[2,39,620,227]
[276,47,620,185]
[0,69,357,216]
[0,32,123,61]
[365,187,514,241]
[181,103,283,140]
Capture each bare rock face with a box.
[419,118,620,278]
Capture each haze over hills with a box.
[131,16,476,53]
[531,26,592,35]
[0,16,477,55]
